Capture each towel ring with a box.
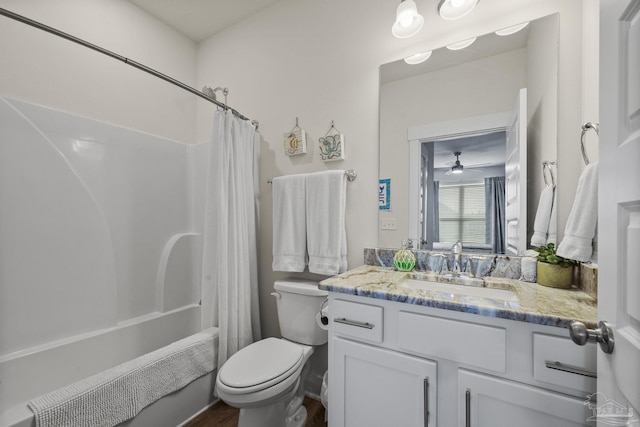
[542,161,556,188]
[580,122,599,165]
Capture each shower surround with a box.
[0,96,211,427]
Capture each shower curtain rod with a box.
[0,7,256,125]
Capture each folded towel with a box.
[272,174,307,272]
[306,170,348,275]
[530,186,555,247]
[28,328,218,427]
[557,162,598,262]
[547,189,558,245]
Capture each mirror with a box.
[379,14,559,254]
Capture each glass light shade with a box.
[392,0,424,39]
[451,167,464,174]
[438,0,479,20]
[495,22,530,36]
[446,37,477,50]
[404,50,432,65]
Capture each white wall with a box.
[195,0,596,341]
[0,0,198,143]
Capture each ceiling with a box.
[128,0,281,42]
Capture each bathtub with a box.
[0,305,217,427]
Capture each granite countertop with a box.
[319,265,598,329]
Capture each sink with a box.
[396,278,520,308]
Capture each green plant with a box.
[533,243,579,268]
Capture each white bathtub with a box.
[0,305,217,427]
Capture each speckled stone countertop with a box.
[319,265,598,329]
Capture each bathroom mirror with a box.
[379,14,559,254]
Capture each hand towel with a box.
[547,189,557,245]
[272,174,307,272]
[306,170,348,275]
[530,186,555,247]
[557,162,598,262]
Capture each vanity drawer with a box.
[398,311,506,372]
[533,333,597,393]
[331,299,383,343]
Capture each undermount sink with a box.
[397,277,520,308]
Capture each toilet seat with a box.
[217,338,304,395]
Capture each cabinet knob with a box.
[569,320,614,354]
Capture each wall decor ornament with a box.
[284,117,306,156]
[319,120,345,161]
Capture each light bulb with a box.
[404,51,432,65]
[438,0,479,20]
[446,37,477,50]
[392,0,424,38]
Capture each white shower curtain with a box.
[201,109,261,368]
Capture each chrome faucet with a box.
[451,241,463,276]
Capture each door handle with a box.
[569,320,615,354]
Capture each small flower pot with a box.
[537,261,574,289]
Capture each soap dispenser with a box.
[394,240,416,272]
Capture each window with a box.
[438,183,486,244]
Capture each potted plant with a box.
[533,243,579,289]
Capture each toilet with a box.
[215,279,328,427]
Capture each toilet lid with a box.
[218,338,304,389]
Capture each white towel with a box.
[306,170,348,275]
[272,174,307,272]
[28,328,218,427]
[530,186,555,247]
[557,162,598,262]
[547,189,558,245]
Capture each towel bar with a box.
[580,122,599,165]
[267,169,357,183]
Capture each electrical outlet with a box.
[380,218,397,230]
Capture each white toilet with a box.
[215,279,328,427]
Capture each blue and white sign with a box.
[379,178,390,210]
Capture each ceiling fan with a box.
[444,151,492,175]
[445,151,465,175]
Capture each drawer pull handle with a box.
[423,377,429,427]
[545,360,597,378]
[334,317,374,329]
[465,389,471,427]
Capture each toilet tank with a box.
[273,279,328,346]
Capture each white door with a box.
[330,337,437,427]
[458,369,591,427]
[597,0,640,425]
[505,88,527,255]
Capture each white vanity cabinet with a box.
[327,294,596,427]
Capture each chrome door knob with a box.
[569,320,615,354]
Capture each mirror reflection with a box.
[423,131,506,254]
[379,14,559,254]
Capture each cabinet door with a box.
[458,369,592,427]
[330,337,437,427]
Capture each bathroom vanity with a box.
[320,265,598,427]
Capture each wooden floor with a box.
[184,396,327,427]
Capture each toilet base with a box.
[237,363,310,427]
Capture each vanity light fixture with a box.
[392,0,424,39]
[495,22,530,36]
[446,37,477,50]
[438,0,479,20]
[404,50,432,65]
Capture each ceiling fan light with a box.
[451,166,464,174]
[438,0,479,20]
[392,0,424,39]
[404,50,433,65]
[495,22,530,36]
[446,37,477,50]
